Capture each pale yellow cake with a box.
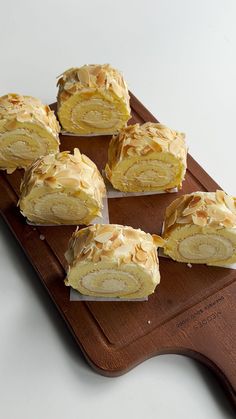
[163,191,236,266]
[65,224,165,298]
[105,122,187,192]
[19,148,106,225]
[57,64,131,135]
[0,93,60,173]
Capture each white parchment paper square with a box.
[69,288,148,302]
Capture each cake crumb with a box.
[40,234,45,241]
[147,320,151,324]
[187,263,192,268]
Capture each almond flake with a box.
[58,178,78,187]
[94,231,113,243]
[92,252,100,263]
[176,215,193,224]
[122,254,132,264]
[192,214,207,226]
[189,195,202,208]
[135,248,148,262]
[196,210,208,219]
[152,235,165,247]
[140,241,153,251]
[224,194,236,214]
[80,180,90,189]
[216,189,225,204]
[205,197,216,205]
[166,210,178,229]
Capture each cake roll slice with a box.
[0,93,60,173]
[19,148,106,225]
[65,224,165,298]
[163,191,236,266]
[57,64,131,135]
[105,123,187,192]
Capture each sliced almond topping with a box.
[77,67,90,85]
[166,210,178,229]
[208,206,226,222]
[96,70,106,86]
[222,217,235,228]
[58,177,78,187]
[196,209,208,219]
[169,139,180,155]
[189,195,202,208]
[141,145,152,155]
[150,141,162,153]
[152,234,165,247]
[165,195,186,218]
[127,146,138,157]
[94,231,114,243]
[216,189,225,204]
[176,215,193,224]
[135,248,148,262]
[92,252,100,263]
[192,214,207,226]
[224,194,236,214]
[205,197,216,205]
[123,228,140,240]
[112,237,124,249]
[80,180,90,189]
[140,241,153,251]
[122,254,132,264]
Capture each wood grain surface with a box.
[0,93,235,406]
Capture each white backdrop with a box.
[0,0,235,418]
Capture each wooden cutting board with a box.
[0,93,235,406]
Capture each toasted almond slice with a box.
[150,141,162,153]
[205,197,216,205]
[58,177,78,187]
[208,205,226,222]
[122,254,132,264]
[97,70,106,86]
[94,231,114,243]
[80,179,90,189]
[176,215,193,224]
[127,146,137,156]
[92,252,100,263]
[224,194,236,214]
[189,195,202,208]
[135,248,148,262]
[166,210,178,229]
[140,241,154,251]
[169,139,180,155]
[165,195,187,218]
[196,209,208,219]
[152,234,165,247]
[216,189,225,204]
[192,214,207,226]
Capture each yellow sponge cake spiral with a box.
[57,64,131,135]
[0,94,60,173]
[105,122,187,192]
[163,191,236,266]
[65,224,165,298]
[19,149,106,225]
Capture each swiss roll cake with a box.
[57,64,131,135]
[0,93,60,173]
[105,123,187,192]
[19,148,106,225]
[163,191,236,266]
[65,224,165,298]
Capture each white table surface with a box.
[0,0,236,417]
